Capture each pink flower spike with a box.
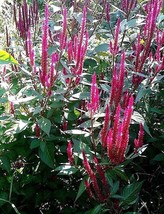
[93,157,109,194]
[100,105,110,148]
[79,6,87,49]
[115,52,125,107]
[113,104,121,144]
[84,180,93,199]
[113,17,121,55]
[27,29,35,67]
[41,4,49,87]
[67,141,74,165]
[106,2,110,23]
[134,123,144,152]
[88,73,99,114]
[35,122,40,138]
[60,6,67,50]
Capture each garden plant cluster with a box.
[0,0,164,213]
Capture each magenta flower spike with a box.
[27,29,35,67]
[107,95,134,164]
[121,0,137,14]
[40,4,49,87]
[105,2,110,23]
[109,18,120,55]
[100,105,110,148]
[60,7,67,50]
[35,122,40,138]
[138,0,162,73]
[110,52,125,108]
[82,151,106,202]
[93,157,109,195]
[88,73,99,115]
[134,123,144,153]
[107,128,114,162]
[110,66,117,106]
[122,90,130,110]
[67,141,74,165]
[48,52,58,95]
[112,104,121,144]
[122,95,134,133]
[84,180,93,199]
[115,52,125,107]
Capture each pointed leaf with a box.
[0,50,18,65]
[38,117,51,136]
[75,179,86,202]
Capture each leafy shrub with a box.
[0,0,163,213]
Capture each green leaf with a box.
[75,179,86,202]
[153,153,164,161]
[0,156,10,172]
[0,50,19,65]
[55,165,78,175]
[111,181,120,195]
[40,141,46,152]
[135,87,151,103]
[30,139,40,149]
[94,43,109,53]
[132,111,151,136]
[72,92,90,100]
[38,117,51,136]
[112,167,129,182]
[91,205,103,214]
[120,182,143,206]
[38,145,54,168]
[84,58,97,68]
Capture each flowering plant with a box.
[0,0,163,213]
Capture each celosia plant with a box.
[0,0,163,213]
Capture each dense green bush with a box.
[0,0,163,213]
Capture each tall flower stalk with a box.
[87,72,100,115]
[65,6,88,84]
[106,96,134,164]
[110,52,125,108]
[40,4,49,87]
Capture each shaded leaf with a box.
[75,179,86,202]
[38,117,51,136]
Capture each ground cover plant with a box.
[0,0,164,213]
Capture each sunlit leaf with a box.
[0,50,18,65]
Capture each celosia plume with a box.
[110,52,125,108]
[93,157,110,195]
[64,7,88,84]
[60,7,67,50]
[109,18,120,55]
[105,2,110,23]
[121,0,137,14]
[13,0,39,39]
[100,105,110,148]
[35,122,40,138]
[82,151,106,202]
[134,123,144,153]
[40,4,49,87]
[27,29,35,67]
[67,141,74,165]
[84,180,93,199]
[106,95,134,164]
[87,73,100,115]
